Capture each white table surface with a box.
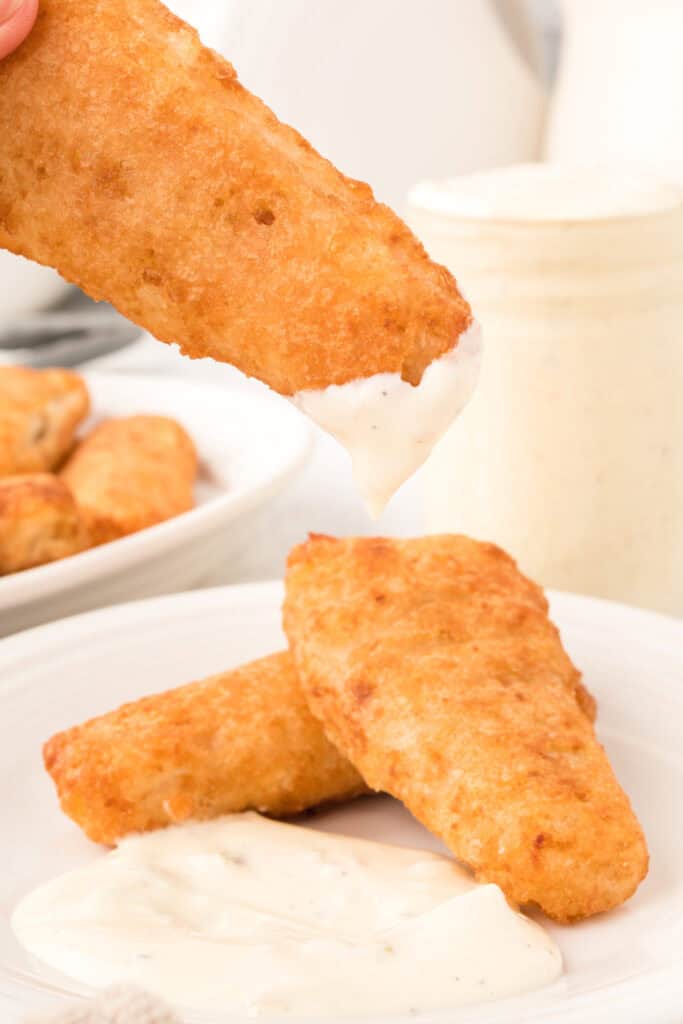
[84,336,426,585]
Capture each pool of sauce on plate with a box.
[13,812,561,1017]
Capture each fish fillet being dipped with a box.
[44,652,366,845]
[0,366,90,477]
[284,534,648,922]
[61,415,197,545]
[0,0,480,513]
[0,474,90,575]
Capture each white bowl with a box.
[0,252,69,323]
[0,372,311,636]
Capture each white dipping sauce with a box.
[409,163,683,220]
[408,164,683,614]
[13,813,561,1018]
[293,322,482,518]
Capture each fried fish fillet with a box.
[44,652,366,845]
[0,473,90,574]
[0,0,471,395]
[61,415,197,544]
[284,534,648,922]
[0,366,90,476]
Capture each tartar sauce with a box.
[13,812,561,1018]
[293,322,482,517]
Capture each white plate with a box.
[0,373,311,636]
[0,583,681,1023]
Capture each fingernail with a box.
[0,0,26,25]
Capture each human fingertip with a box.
[0,0,26,25]
[0,0,37,60]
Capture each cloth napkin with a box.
[26,987,181,1024]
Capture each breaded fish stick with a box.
[61,415,197,544]
[284,534,648,922]
[44,652,366,845]
[0,474,90,574]
[0,366,90,476]
[0,0,470,396]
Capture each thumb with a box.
[0,0,25,22]
[0,0,38,61]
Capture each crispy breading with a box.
[0,0,471,395]
[44,652,367,845]
[61,415,197,544]
[0,366,90,476]
[0,473,90,574]
[284,534,648,922]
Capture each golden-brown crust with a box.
[44,651,366,845]
[0,0,471,394]
[284,534,649,922]
[0,366,90,476]
[61,415,197,543]
[0,473,90,574]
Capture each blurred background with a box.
[3,0,683,616]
